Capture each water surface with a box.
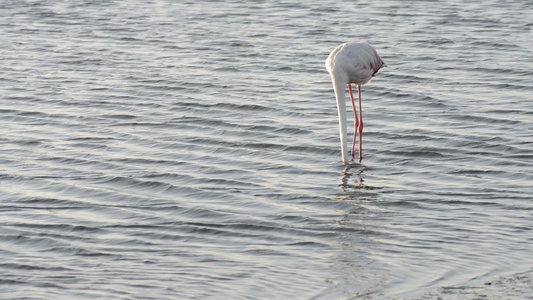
[1,0,532,299]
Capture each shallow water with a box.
[1,0,532,299]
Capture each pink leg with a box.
[348,84,359,160]
[357,85,363,162]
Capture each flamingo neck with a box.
[332,76,349,163]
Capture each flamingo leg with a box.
[348,84,359,160]
[357,85,363,162]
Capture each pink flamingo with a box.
[326,42,385,163]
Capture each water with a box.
[1,0,532,299]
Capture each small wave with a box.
[380,150,445,158]
[0,263,71,272]
[102,113,137,120]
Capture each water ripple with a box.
[1,0,532,299]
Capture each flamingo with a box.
[326,42,385,164]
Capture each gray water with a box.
[1,0,532,299]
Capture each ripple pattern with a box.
[1,0,532,299]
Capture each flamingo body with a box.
[325,42,384,163]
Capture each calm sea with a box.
[1,0,532,299]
